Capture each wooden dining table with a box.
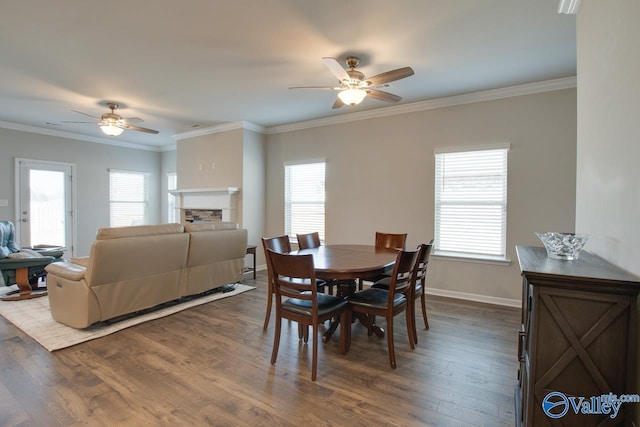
[290,244,399,340]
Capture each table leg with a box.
[322,279,355,342]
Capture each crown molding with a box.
[265,76,577,134]
[172,120,265,140]
[0,120,165,152]
[1,78,576,147]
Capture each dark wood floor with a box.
[0,271,520,426]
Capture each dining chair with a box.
[267,249,350,381]
[375,232,407,251]
[358,231,408,290]
[296,232,321,250]
[349,248,419,369]
[296,232,336,295]
[372,242,433,344]
[261,235,292,330]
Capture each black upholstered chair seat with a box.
[371,276,411,294]
[283,293,348,316]
[349,288,406,309]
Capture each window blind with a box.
[434,148,508,259]
[109,170,149,227]
[284,162,325,241]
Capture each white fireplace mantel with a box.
[170,187,239,197]
[170,187,240,223]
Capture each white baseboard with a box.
[425,287,521,308]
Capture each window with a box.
[109,169,150,227]
[434,147,508,260]
[167,172,177,223]
[284,162,325,241]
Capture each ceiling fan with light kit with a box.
[290,56,414,109]
[63,102,159,136]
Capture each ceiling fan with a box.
[63,102,159,136]
[290,56,414,109]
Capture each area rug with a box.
[0,283,255,352]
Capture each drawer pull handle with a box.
[518,329,526,362]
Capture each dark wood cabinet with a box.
[515,246,639,427]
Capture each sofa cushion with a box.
[96,223,184,240]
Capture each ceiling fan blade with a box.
[120,123,159,134]
[289,86,341,90]
[322,57,349,82]
[366,67,414,86]
[367,89,402,103]
[123,117,143,124]
[61,121,96,124]
[71,110,100,120]
[332,98,344,109]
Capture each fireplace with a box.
[170,187,239,224]
[184,209,223,223]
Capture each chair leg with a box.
[270,315,282,365]
[411,298,418,345]
[387,315,396,369]
[311,322,318,381]
[421,292,429,330]
[406,307,415,350]
[358,278,364,291]
[263,280,273,330]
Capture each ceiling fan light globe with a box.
[338,88,367,106]
[100,124,124,136]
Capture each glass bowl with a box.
[535,232,591,260]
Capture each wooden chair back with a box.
[261,235,292,330]
[296,232,321,250]
[387,249,420,299]
[413,242,433,287]
[375,232,407,250]
[267,250,318,303]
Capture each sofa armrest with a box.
[45,261,86,281]
[69,256,90,267]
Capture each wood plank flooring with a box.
[0,271,520,426]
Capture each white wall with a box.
[242,129,266,250]
[575,3,640,422]
[575,0,640,276]
[266,89,577,303]
[0,128,162,256]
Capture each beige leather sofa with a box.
[45,222,248,328]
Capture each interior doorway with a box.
[15,159,76,258]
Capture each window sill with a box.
[432,251,512,266]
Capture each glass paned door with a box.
[16,159,75,257]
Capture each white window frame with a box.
[284,161,326,243]
[109,169,150,227]
[167,172,177,223]
[433,145,510,264]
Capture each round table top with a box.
[291,244,398,280]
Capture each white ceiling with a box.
[0,0,576,149]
